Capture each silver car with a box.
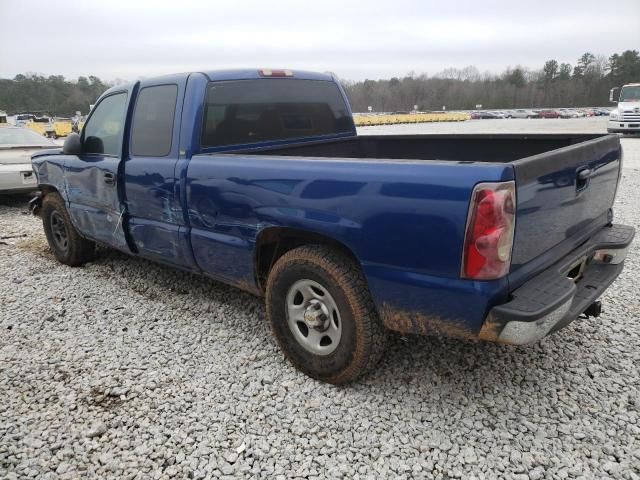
[509,109,538,119]
[0,127,56,193]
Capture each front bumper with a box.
[607,120,640,133]
[479,224,635,344]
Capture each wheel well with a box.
[255,227,360,292]
[40,185,60,197]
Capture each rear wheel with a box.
[42,193,96,266]
[266,245,388,384]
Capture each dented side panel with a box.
[31,151,68,200]
[64,153,129,251]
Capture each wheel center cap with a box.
[304,300,329,329]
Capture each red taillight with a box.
[258,69,293,77]
[462,181,516,280]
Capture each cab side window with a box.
[83,93,128,156]
[131,85,178,157]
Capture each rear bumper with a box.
[0,163,38,193]
[479,223,635,344]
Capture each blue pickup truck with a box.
[30,69,634,383]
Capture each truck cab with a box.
[608,83,640,134]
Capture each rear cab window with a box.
[201,79,353,149]
[131,84,178,156]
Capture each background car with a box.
[594,108,611,116]
[14,114,35,127]
[471,111,504,119]
[510,109,539,118]
[538,109,561,118]
[558,109,578,118]
[0,127,56,193]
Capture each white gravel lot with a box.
[1,119,639,479]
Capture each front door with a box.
[65,90,129,250]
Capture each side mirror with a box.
[609,87,619,103]
[63,133,82,155]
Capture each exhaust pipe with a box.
[583,301,602,318]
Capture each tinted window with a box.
[131,85,178,156]
[83,93,127,156]
[201,79,353,148]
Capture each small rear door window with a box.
[201,79,353,148]
[131,84,178,156]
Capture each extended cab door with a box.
[65,90,129,250]
[124,76,198,269]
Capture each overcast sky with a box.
[1,0,638,82]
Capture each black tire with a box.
[266,245,388,384]
[42,192,96,266]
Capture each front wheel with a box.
[42,193,96,266]
[266,245,388,384]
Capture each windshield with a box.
[0,128,53,146]
[620,86,640,102]
[201,79,354,148]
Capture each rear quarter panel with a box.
[186,154,514,332]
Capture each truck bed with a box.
[240,133,605,163]
[232,133,622,288]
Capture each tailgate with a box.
[510,134,621,276]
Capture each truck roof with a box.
[202,69,336,82]
[100,69,337,98]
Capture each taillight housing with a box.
[461,181,516,280]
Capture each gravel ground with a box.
[1,123,639,479]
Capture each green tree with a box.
[506,67,526,88]
[558,63,572,80]
[0,74,111,116]
[543,60,559,81]
[573,52,596,78]
[609,50,640,84]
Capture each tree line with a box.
[0,75,111,117]
[343,50,640,112]
[0,49,638,116]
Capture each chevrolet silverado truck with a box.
[30,69,635,384]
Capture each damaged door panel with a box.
[65,91,130,250]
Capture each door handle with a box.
[577,169,592,181]
[576,168,591,191]
[103,172,115,185]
